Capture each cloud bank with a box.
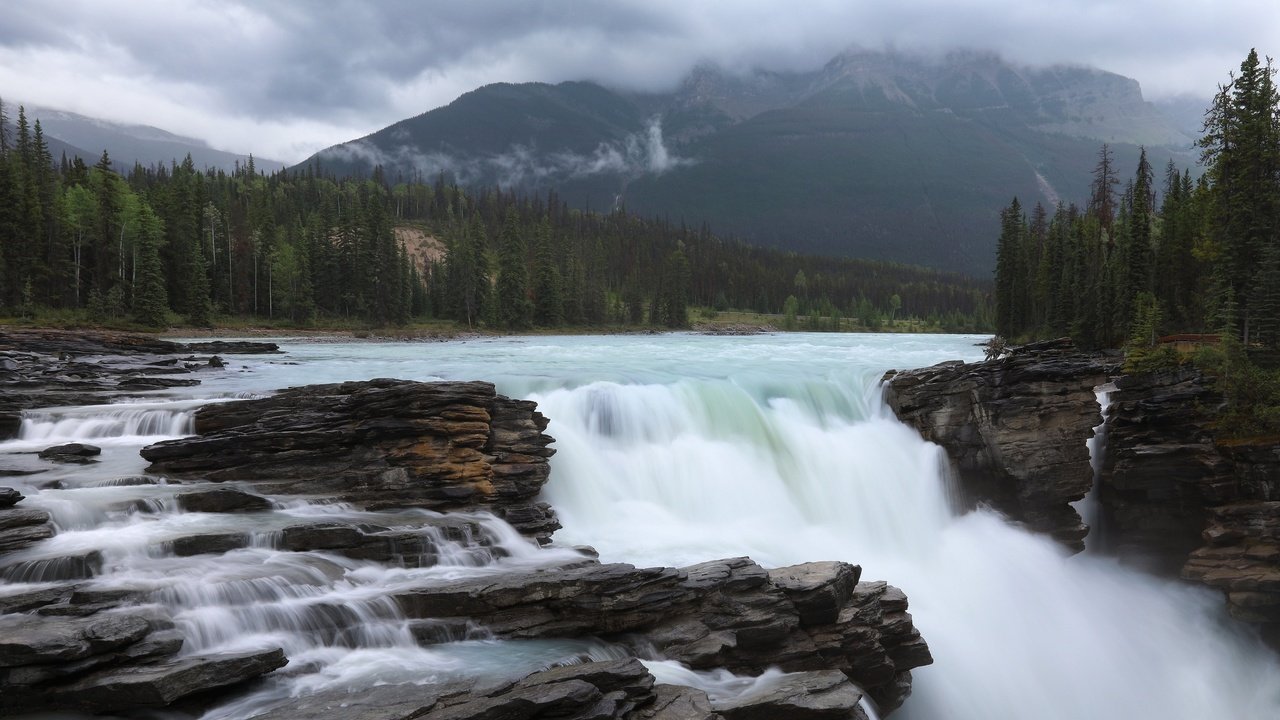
[0,1,1275,163]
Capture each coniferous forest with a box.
[0,100,991,334]
[994,49,1280,355]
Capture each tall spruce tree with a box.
[496,211,532,328]
[1200,49,1280,343]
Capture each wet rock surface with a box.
[883,338,1115,550]
[0,328,280,436]
[393,557,928,712]
[142,378,562,541]
[0,489,54,554]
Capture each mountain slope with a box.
[22,105,285,172]
[296,50,1203,276]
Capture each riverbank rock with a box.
[141,378,561,541]
[883,338,1114,550]
[0,606,287,714]
[39,442,102,463]
[393,556,928,712]
[0,329,279,431]
[0,489,54,554]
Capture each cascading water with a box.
[0,388,625,719]
[3,334,1279,719]
[526,347,1280,720]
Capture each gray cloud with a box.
[324,117,689,187]
[0,0,1275,163]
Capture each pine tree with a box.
[532,217,563,326]
[1200,49,1280,342]
[131,205,169,328]
[496,211,532,328]
[995,197,1026,337]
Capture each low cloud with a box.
[318,117,691,188]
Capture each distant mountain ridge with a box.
[17,104,285,173]
[298,49,1205,275]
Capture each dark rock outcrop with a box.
[0,329,279,435]
[0,607,287,715]
[249,656,872,720]
[175,487,272,514]
[0,491,55,553]
[393,556,928,712]
[1097,368,1232,570]
[883,339,1113,550]
[141,378,561,541]
[39,442,102,463]
[1099,368,1280,642]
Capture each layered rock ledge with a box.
[141,378,561,541]
[0,328,279,440]
[883,339,1114,550]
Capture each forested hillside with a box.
[300,50,1198,276]
[994,49,1279,353]
[0,99,991,333]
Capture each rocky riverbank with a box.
[0,333,932,719]
[884,339,1280,646]
[0,328,280,441]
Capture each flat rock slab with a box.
[58,647,288,711]
[0,612,152,667]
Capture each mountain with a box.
[20,105,285,173]
[297,50,1204,276]
[2,114,93,165]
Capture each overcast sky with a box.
[2,0,1277,164]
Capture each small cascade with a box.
[18,402,198,444]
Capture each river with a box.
[3,332,1278,719]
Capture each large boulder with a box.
[142,379,561,541]
[883,338,1114,550]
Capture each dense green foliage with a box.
[0,96,992,331]
[994,49,1280,354]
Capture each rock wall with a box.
[886,340,1280,645]
[1100,369,1280,643]
[883,339,1113,550]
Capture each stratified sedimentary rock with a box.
[141,378,561,540]
[0,329,279,438]
[0,608,286,714]
[883,338,1113,550]
[393,556,928,712]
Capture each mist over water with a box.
[3,333,1278,718]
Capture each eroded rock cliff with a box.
[883,339,1113,550]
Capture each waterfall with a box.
[536,375,1280,720]
[18,401,200,443]
[5,334,1280,720]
